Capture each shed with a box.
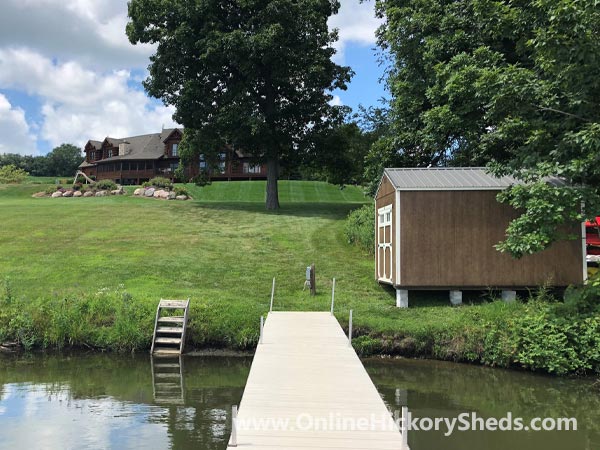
[375,168,585,307]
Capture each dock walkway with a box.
[228,311,408,449]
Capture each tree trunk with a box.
[266,158,280,210]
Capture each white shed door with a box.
[377,205,393,282]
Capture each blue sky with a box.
[0,0,387,156]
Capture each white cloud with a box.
[330,95,343,106]
[0,48,177,148]
[328,0,383,63]
[0,0,153,70]
[0,93,38,155]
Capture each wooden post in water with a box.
[310,263,316,296]
[230,405,238,447]
[401,406,409,450]
[270,278,275,312]
[330,278,336,315]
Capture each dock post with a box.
[260,316,264,344]
[348,309,353,346]
[330,278,336,315]
[401,406,409,450]
[270,278,275,312]
[230,405,238,447]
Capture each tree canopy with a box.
[375,0,600,256]
[127,0,351,209]
[0,144,83,177]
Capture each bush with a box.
[344,203,375,254]
[94,179,118,191]
[45,185,58,195]
[191,173,211,187]
[145,177,173,190]
[174,186,189,196]
[0,165,29,184]
[72,182,83,191]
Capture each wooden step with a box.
[156,327,184,334]
[153,348,182,355]
[153,363,181,369]
[155,398,184,405]
[157,316,185,324]
[159,300,189,309]
[154,337,182,345]
[155,373,181,379]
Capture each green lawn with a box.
[2,179,576,374]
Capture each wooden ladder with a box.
[151,355,185,405]
[151,299,190,355]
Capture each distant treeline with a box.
[0,144,83,177]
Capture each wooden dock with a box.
[228,312,408,449]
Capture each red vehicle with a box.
[586,217,600,255]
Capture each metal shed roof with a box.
[383,167,547,191]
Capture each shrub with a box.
[94,179,118,191]
[45,185,58,195]
[146,177,173,190]
[344,203,375,254]
[191,173,211,187]
[72,182,83,191]
[174,186,189,196]
[0,165,29,184]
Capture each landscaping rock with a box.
[83,191,94,197]
[144,188,155,197]
[32,192,46,198]
[95,191,107,197]
[73,191,83,197]
[62,190,73,197]
[159,190,170,199]
[51,191,63,198]
[111,189,122,196]
[168,192,177,200]
[133,188,143,196]
[176,195,188,200]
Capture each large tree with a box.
[127,0,351,209]
[375,0,600,257]
[46,144,83,177]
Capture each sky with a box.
[0,0,387,156]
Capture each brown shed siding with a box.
[398,190,583,288]
[375,175,396,285]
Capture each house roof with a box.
[88,128,183,163]
[78,161,96,168]
[382,167,565,191]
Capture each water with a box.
[0,353,598,449]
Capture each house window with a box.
[243,163,262,174]
[172,143,178,157]
[108,149,113,158]
[170,162,179,172]
[218,161,226,174]
[199,154,207,170]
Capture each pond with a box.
[0,353,598,449]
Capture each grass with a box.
[1,179,597,375]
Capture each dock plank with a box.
[227,312,407,450]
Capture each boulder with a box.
[168,191,177,200]
[32,192,46,198]
[73,191,83,197]
[83,191,94,197]
[62,191,73,197]
[111,189,122,196]
[133,188,143,196]
[159,190,170,199]
[95,191,107,197]
[51,191,63,198]
[176,195,188,201]
[154,189,165,198]
[144,188,155,197]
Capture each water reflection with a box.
[0,354,598,449]
[0,353,251,450]
[365,358,600,450]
